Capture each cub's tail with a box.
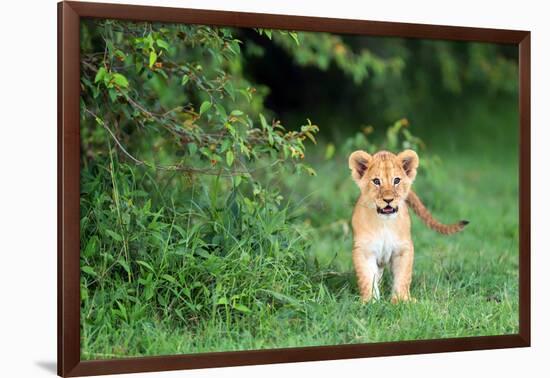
[406,190,469,235]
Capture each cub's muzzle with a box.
[377,205,398,215]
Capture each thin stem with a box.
[83,108,284,177]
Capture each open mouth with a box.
[377,205,398,215]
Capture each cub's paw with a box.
[360,296,373,304]
[390,294,416,304]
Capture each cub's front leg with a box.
[352,245,383,302]
[390,243,414,303]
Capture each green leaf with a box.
[82,236,98,258]
[188,143,198,156]
[157,293,167,307]
[94,67,107,83]
[149,50,158,68]
[199,101,212,115]
[108,88,118,102]
[156,68,168,80]
[180,74,189,86]
[259,113,269,129]
[156,38,169,50]
[224,81,235,100]
[215,104,227,119]
[161,274,178,285]
[81,266,97,277]
[304,131,317,144]
[199,147,211,158]
[216,297,228,305]
[195,249,210,259]
[81,286,89,301]
[304,166,317,176]
[117,258,130,274]
[289,32,300,46]
[105,229,123,242]
[233,303,251,313]
[136,260,155,273]
[220,139,231,153]
[258,289,301,307]
[114,49,126,60]
[143,199,151,213]
[135,59,143,73]
[234,175,242,188]
[144,284,155,300]
[145,34,154,49]
[230,110,244,117]
[226,150,234,167]
[325,143,336,160]
[112,73,129,88]
[115,300,128,321]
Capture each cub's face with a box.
[349,150,419,217]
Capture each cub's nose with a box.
[383,198,394,205]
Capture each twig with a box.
[84,108,144,166]
[82,108,281,176]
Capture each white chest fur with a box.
[367,225,403,266]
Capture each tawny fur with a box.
[349,149,468,303]
[406,191,468,235]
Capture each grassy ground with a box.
[80,98,519,359]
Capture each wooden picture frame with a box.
[58,1,531,376]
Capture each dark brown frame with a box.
[58,1,531,376]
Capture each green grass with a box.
[80,99,519,359]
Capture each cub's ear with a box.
[348,150,372,185]
[397,149,419,180]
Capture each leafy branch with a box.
[80,20,319,179]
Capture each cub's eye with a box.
[394,177,401,185]
[372,178,381,186]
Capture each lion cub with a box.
[348,150,468,303]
